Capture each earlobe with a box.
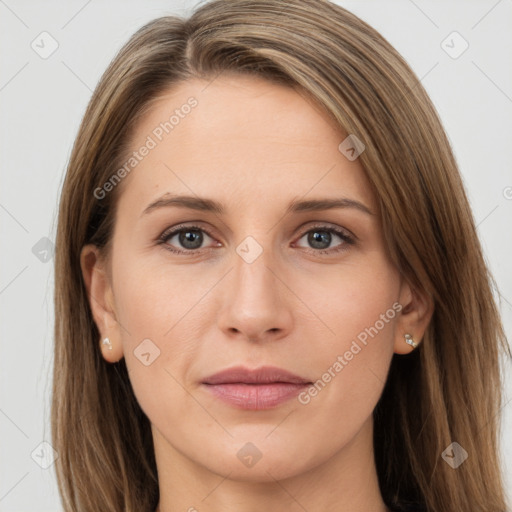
[394,280,434,355]
[99,334,123,363]
[80,244,124,362]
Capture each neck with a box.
[153,416,388,512]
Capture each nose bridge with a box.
[232,231,282,305]
[216,230,293,341]
[233,236,277,292]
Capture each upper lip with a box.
[202,365,311,385]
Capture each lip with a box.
[201,365,312,410]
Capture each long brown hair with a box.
[52,1,510,510]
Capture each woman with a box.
[51,0,510,511]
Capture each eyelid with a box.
[157,222,218,249]
[296,221,357,241]
[292,223,356,255]
[158,222,215,240]
[158,221,356,240]
[157,221,357,254]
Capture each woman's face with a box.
[84,74,418,482]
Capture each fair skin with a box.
[81,75,432,512]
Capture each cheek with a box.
[296,254,400,345]
[106,239,400,478]
[108,250,194,400]
[112,270,198,425]
[292,259,399,414]
[111,248,203,340]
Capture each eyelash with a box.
[157,223,356,256]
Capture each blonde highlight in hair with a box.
[52,1,510,510]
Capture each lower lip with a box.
[202,382,309,410]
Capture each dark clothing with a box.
[389,503,426,512]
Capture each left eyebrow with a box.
[140,194,374,217]
[286,197,374,216]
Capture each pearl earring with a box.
[102,337,113,350]
[404,333,418,349]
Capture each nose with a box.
[216,245,294,344]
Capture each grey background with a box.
[1,0,511,510]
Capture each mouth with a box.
[201,365,312,410]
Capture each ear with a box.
[80,244,124,363]
[393,278,434,354]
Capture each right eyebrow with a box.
[140,194,374,218]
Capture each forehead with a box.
[115,74,375,217]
